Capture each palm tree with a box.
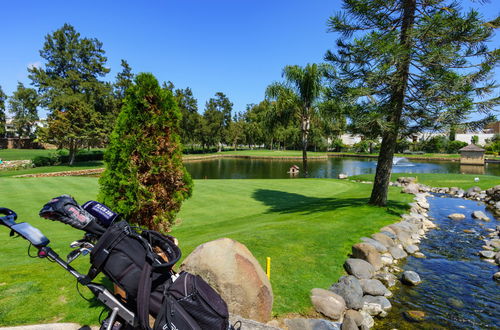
[266,63,327,176]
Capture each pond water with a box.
[374,196,500,329]
[184,157,500,179]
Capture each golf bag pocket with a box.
[167,272,229,330]
[153,294,201,330]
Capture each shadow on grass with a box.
[253,189,407,216]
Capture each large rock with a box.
[359,310,374,328]
[359,279,390,297]
[360,237,388,253]
[401,271,421,286]
[229,315,282,330]
[361,295,392,316]
[344,310,363,327]
[371,232,395,248]
[404,244,419,254]
[374,273,397,288]
[285,318,341,330]
[448,213,466,220]
[180,238,273,322]
[344,258,375,279]
[311,288,346,321]
[389,246,408,260]
[472,211,490,221]
[330,276,364,310]
[341,315,358,330]
[352,243,383,270]
[402,182,420,194]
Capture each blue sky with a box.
[1,0,499,118]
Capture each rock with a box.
[341,315,358,330]
[380,253,393,265]
[360,237,388,253]
[401,271,421,285]
[344,259,375,280]
[344,310,363,327]
[352,243,383,270]
[389,246,408,260]
[403,310,426,322]
[486,238,500,249]
[448,213,466,220]
[285,318,341,330]
[463,229,475,233]
[358,310,374,328]
[466,186,482,195]
[495,252,500,264]
[417,200,430,209]
[330,276,364,310]
[404,244,419,254]
[447,297,464,309]
[493,272,500,281]
[311,288,346,321]
[479,250,496,259]
[374,273,397,288]
[371,233,395,248]
[413,252,426,259]
[181,238,273,322]
[359,279,390,297]
[338,173,348,179]
[361,295,392,316]
[229,315,282,330]
[472,211,490,221]
[402,183,420,194]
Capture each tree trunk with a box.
[369,0,416,206]
[68,139,77,165]
[301,115,311,177]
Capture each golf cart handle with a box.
[0,207,50,247]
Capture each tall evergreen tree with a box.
[99,73,193,232]
[203,92,233,152]
[29,23,110,164]
[0,86,6,137]
[174,87,201,147]
[8,82,40,137]
[114,59,134,101]
[326,0,500,205]
[266,64,328,176]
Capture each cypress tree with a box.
[99,73,193,232]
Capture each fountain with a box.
[393,157,413,166]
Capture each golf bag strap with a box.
[87,225,129,280]
[137,262,153,330]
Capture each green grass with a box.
[0,161,104,178]
[184,149,329,158]
[0,177,412,325]
[0,149,64,161]
[350,173,500,190]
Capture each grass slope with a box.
[0,177,411,325]
[350,173,499,190]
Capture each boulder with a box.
[495,252,500,264]
[402,183,420,194]
[371,233,395,248]
[180,238,273,322]
[285,318,341,330]
[361,295,392,316]
[344,310,363,327]
[403,310,426,322]
[413,252,426,259]
[311,288,346,321]
[344,259,375,280]
[448,213,466,220]
[359,310,374,328]
[359,279,390,297]
[493,272,500,281]
[479,250,495,259]
[374,273,397,288]
[404,245,419,254]
[389,246,408,260]
[380,253,394,265]
[472,211,490,221]
[352,243,383,270]
[360,237,388,253]
[229,315,282,330]
[401,271,421,286]
[341,315,358,330]
[330,276,364,310]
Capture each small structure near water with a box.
[459,144,485,165]
[288,165,300,175]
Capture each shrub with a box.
[32,153,61,167]
[446,140,468,154]
[99,73,193,232]
[330,138,345,152]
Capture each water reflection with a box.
[184,157,500,179]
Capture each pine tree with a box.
[203,92,233,152]
[8,82,40,138]
[99,73,193,232]
[326,0,500,205]
[0,86,6,137]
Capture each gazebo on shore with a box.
[459,144,485,165]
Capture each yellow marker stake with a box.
[266,257,271,280]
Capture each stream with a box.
[374,196,499,329]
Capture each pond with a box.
[374,196,499,329]
[184,157,500,179]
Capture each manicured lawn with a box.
[350,173,500,190]
[0,149,63,161]
[0,161,104,178]
[184,149,329,158]
[0,177,412,325]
